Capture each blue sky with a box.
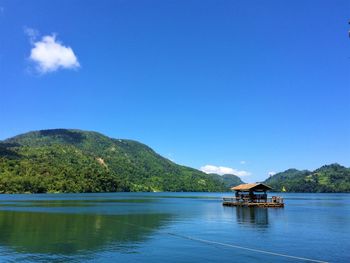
[0,0,349,182]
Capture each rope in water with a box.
[114,219,329,263]
[166,232,328,263]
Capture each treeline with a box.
[0,129,229,193]
[264,164,350,192]
[0,145,127,193]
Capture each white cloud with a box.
[200,165,251,177]
[268,171,276,176]
[240,160,246,165]
[28,33,80,73]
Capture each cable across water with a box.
[113,219,329,263]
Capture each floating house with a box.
[223,183,284,207]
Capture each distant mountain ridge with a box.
[0,129,244,193]
[210,173,244,188]
[264,164,350,192]
[0,129,348,193]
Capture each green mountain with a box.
[264,164,350,192]
[210,174,244,188]
[0,129,229,193]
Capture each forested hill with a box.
[0,129,243,193]
[210,174,244,188]
[264,164,350,192]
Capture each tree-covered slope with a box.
[0,129,227,193]
[264,164,350,192]
[210,174,244,188]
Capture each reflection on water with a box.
[0,210,170,255]
[235,207,269,228]
[0,193,349,263]
[0,198,154,208]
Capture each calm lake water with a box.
[0,193,349,262]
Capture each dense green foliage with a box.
[0,129,228,193]
[3,129,346,194]
[264,164,350,192]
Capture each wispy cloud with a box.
[26,28,80,73]
[240,160,246,165]
[24,27,39,43]
[200,164,251,177]
[167,153,175,162]
[268,171,276,176]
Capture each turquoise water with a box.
[0,193,349,262]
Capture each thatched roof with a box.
[231,183,272,192]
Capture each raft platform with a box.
[223,197,284,208]
[224,183,285,208]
